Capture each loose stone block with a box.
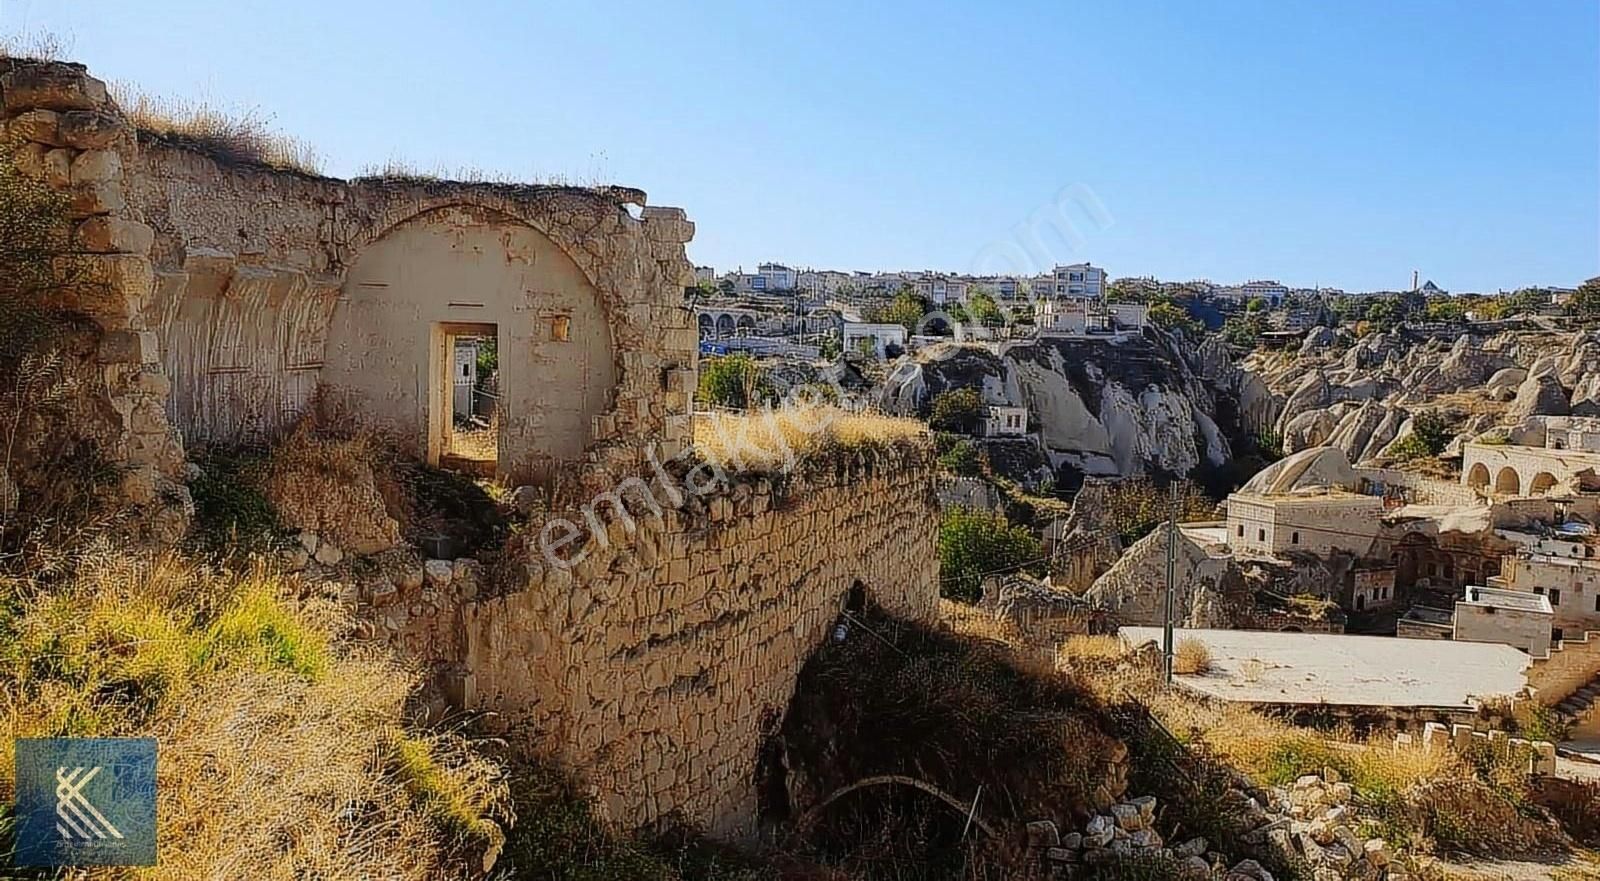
[75,216,154,254]
[69,148,121,185]
[57,109,123,150]
[6,108,63,145]
[1,65,108,112]
[97,330,159,364]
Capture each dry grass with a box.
[1173,637,1212,674]
[0,549,507,879]
[260,422,403,555]
[692,405,928,473]
[1057,634,1134,668]
[110,85,324,175]
[451,424,499,462]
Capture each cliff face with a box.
[885,329,1241,483]
[1242,328,1600,466]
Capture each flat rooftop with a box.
[1462,586,1552,613]
[1122,627,1529,710]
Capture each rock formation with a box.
[884,328,1242,483]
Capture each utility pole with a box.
[1162,480,1179,684]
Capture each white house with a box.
[1454,585,1553,655]
[841,322,908,359]
[980,405,1028,438]
[1050,263,1106,298]
[754,263,797,292]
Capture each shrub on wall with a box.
[927,388,984,434]
[696,353,773,410]
[937,507,1043,602]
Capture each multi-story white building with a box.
[913,276,969,306]
[1037,299,1146,336]
[693,265,716,284]
[1049,263,1106,298]
[1218,280,1289,306]
[1223,489,1384,558]
[754,263,797,292]
[1487,550,1600,641]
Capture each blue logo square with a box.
[13,738,157,867]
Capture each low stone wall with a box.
[1409,721,1557,776]
[1356,467,1479,508]
[374,449,940,839]
[1527,629,1600,705]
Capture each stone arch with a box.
[715,314,736,337]
[697,313,714,338]
[736,314,756,332]
[1467,463,1491,491]
[1495,467,1521,495]
[324,203,617,481]
[1530,472,1558,495]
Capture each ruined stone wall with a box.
[0,61,192,543]
[121,103,695,484]
[378,451,941,838]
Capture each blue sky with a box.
[4,0,1596,292]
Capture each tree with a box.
[1149,300,1201,337]
[1245,297,1268,313]
[1219,313,1263,349]
[1568,278,1600,320]
[928,387,984,434]
[937,508,1044,602]
[1424,298,1468,322]
[1363,296,1403,330]
[696,353,771,409]
[937,439,982,476]
[875,289,930,335]
[1107,277,1159,303]
[1100,479,1215,545]
[968,291,1005,327]
[1388,410,1456,461]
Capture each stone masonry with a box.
[0,60,191,542]
[381,449,941,838]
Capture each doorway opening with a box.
[431,322,500,475]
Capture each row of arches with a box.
[697,312,757,338]
[1466,463,1559,496]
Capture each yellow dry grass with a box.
[1056,634,1133,668]
[0,549,507,879]
[693,405,928,472]
[1173,636,1212,674]
[110,85,324,175]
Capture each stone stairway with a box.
[1556,675,1600,719]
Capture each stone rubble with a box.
[1025,770,1410,879]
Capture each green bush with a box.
[937,508,1043,602]
[696,353,771,410]
[927,388,984,434]
[936,439,982,476]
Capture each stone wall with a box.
[1527,628,1600,705]
[1356,466,1480,508]
[4,58,697,489]
[0,61,192,543]
[376,449,941,838]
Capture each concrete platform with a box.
[1122,627,1530,710]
